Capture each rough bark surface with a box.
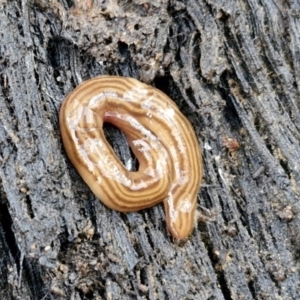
[1,0,300,299]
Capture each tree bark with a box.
[1,0,300,299]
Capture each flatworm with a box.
[59,76,202,239]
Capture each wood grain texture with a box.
[60,76,202,239]
[2,1,300,299]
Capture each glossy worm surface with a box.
[59,76,202,239]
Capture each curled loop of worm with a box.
[59,76,202,239]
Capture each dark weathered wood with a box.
[1,0,300,299]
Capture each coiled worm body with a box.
[59,76,202,239]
